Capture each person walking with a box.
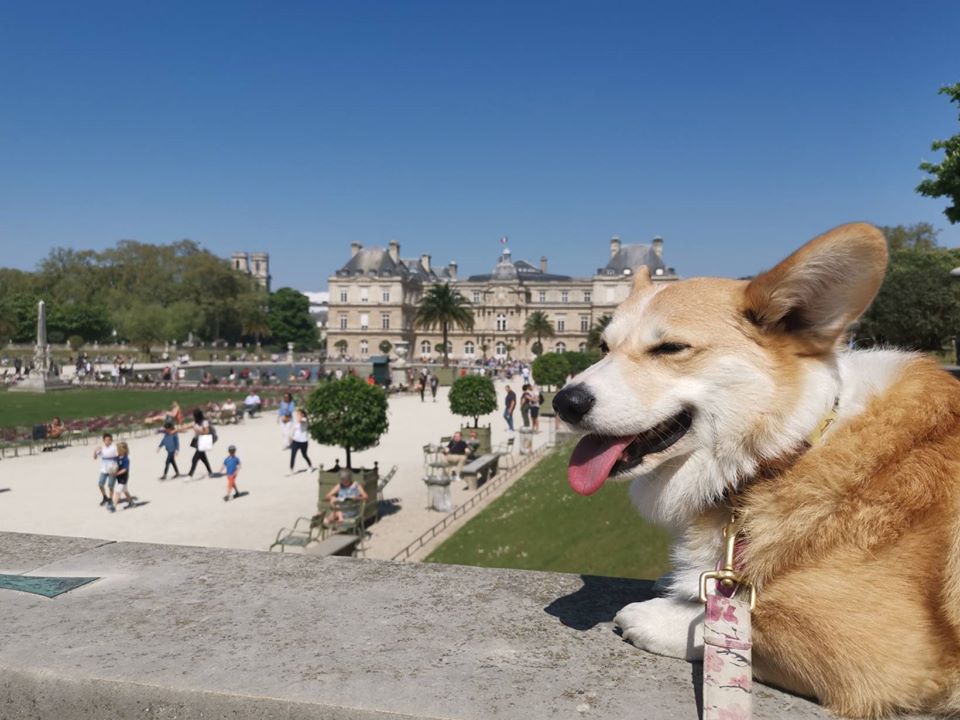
[288,409,314,473]
[111,442,134,510]
[94,432,119,511]
[157,421,180,479]
[218,445,242,501]
[419,370,428,402]
[503,385,516,432]
[187,408,214,479]
[520,384,533,428]
[430,374,439,402]
[277,392,295,423]
[530,386,542,432]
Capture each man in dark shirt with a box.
[504,386,516,432]
[443,431,470,478]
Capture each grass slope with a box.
[0,388,241,427]
[426,443,673,580]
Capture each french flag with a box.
[499,236,509,244]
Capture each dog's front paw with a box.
[614,597,704,661]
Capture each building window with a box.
[360,340,369,357]
[339,290,348,303]
[655,268,664,276]
[360,287,369,303]
[538,290,546,303]
[495,341,507,357]
[561,291,568,303]
[360,313,369,330]
[381,313,390,330]
[496,314,507,332]
[473,291,481,303]
[420,340,432,356]
[556,317,566,332]
[339,314,348,330]
[464,341,475,356]
[578,342,587,352]
[580,316,589,332]
[382,289,390,302]
[584,291,591,303]
[555,341,567,353]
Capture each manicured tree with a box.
[378,339,392,355]
[523,311,555,356]
[414,283,474,367]
[305,375,389,469]
[532,352,569,390]
[566,350,601,376]
[449,375,497,428]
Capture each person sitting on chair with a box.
[325,468,368,527]
[47,416,65,440]
[442,431,470,480]
[243,391,261,418]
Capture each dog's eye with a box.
[599,340,610,356]
[650,342,690,356]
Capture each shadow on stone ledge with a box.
[544,574,658,630]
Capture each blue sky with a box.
[1,1,958,290]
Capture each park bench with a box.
[303,532,362,557]
[461,453,499,490]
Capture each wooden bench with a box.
[461,453,499,490]
[304,533,362,557]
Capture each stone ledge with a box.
[0,531,835,719]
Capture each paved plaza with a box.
[0,381,552,560]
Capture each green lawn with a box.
[426,443,673,580]
[0,388,245,427]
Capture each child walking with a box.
[219,445,242,501]
[93,432,118,511]
[111,442,134,509]
[157,421,180,479]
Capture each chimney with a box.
[448,261,458,280]
[388,240,400,263]
[421,253,431,273]
[652,236,663,259]
[610,236,621,258]
[540,256,548,273]
[350,242,362,258]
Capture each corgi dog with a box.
[553,223,960,718]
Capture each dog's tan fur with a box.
[582,223,960,717]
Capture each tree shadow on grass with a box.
[544,574,658,631]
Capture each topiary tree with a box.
[449,374,497,428]
[68,335,85,352]
[305,375,389,469]
[532,352,569,389]
[378,339,392,355]
[566,350,601,376]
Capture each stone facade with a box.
[325,237,678,361]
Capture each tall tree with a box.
[587,314,613,350]
[523,311,555,356]
[268,287,317,349]
[917,83,960,224]
[414,283,474,367]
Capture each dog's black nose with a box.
[553,384,595,425]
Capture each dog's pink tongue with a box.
[568,435,633,496]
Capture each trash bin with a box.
[423,476,454,512]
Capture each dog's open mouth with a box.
[567,409,693,496]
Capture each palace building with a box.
[325,237,678,362]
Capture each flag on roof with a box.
[499,236,509,244]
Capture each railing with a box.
[391,443,552,562]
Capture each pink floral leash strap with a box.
[699,513,755,720]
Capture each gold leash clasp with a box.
[699,512,756,610]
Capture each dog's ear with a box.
[631,265,653,295]
[744,223,888,353]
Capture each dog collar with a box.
[804,396,839,447]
